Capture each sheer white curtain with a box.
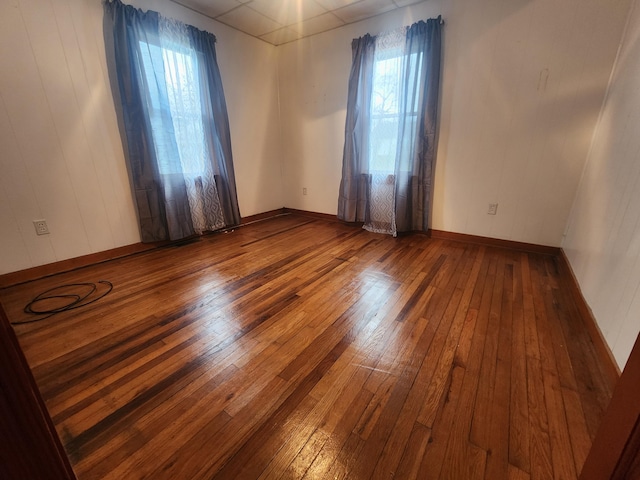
[366,28,405,236]
[159,19,225,234]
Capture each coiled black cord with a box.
[13,280,113,325]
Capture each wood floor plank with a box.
[530,256,577,480]
[361,247,482,479]
[438,251,497,479]
[509,463,531,480]
[416,244,484,427]
[416,365,465,479]
[263,286,427,479]
[0,215,615,480]
[549,275,613,439]
[483,262,514,480]
[211,274,399,478]
[367,245,480,477]
[264,305,423,478]
[561,386,592,475]
[393,421,432,479]
[510,255,531,473]
[470,251,505,449]
[300,386,373,479]
[526,354,554,480]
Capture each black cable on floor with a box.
[12,280,113,325]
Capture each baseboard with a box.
[283,208,342,223]
[281,211,561,255]
[430,229,561,256]
[0,242,161,289]
[0,209,288,289]
[557,249,621,390]
[241,208,287,225]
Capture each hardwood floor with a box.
[0,214,614,479]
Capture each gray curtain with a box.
[188,25,241,229]
[103,0,240,242]
[337,34,376,223]
[337,18,442,234]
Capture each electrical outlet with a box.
[33,219,50,235]
[488,203,498,215]
[303,187,308,195]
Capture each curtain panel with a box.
[337,34,376,224]
[337,18,442,236]
[103,0,240,242]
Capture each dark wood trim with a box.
[0,210,288,289]
[0,303,77,479]
[283,212,561,255]
[429,229,561,256]
[0,242,161,289]
[612,413,640,478]
[579,332,640,479]
[241,208,287,225]
[557,249,621,390]
[283,208,343,223]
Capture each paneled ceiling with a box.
[171,0,427,45]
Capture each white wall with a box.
[0,0,138,274]
[564,0,640,369]
[0,0,283,275]
[278,0,631,247]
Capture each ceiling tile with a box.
[260,27,302,45]
[313,0,361,10]
[290,12,345,36]
[249,0,327,26]
[173,0,433,45]
[216,5,283,36]
[333,0,396,23]
[173,0,242,18]
[393,0,427,6]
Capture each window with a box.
[370,48,402,173]
[104,0,241,241]
[138,40,207,177]
[338,19,442,235]
[369,43,423,174]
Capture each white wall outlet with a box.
[303,187,308,195]
[488,203,498,215]
[33,219,50,235]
